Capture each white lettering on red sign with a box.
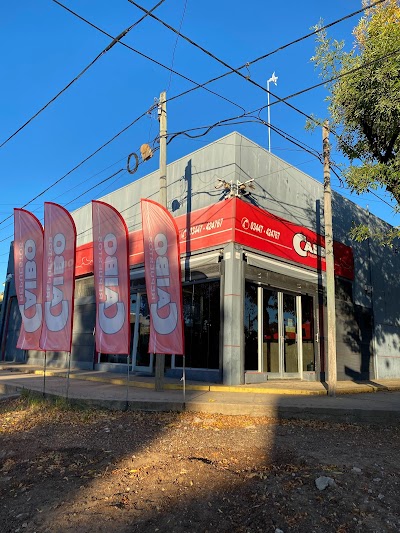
[18,239,42,333]
[98,233,125,335]
[45,233,69,332]
[293,233,326,259]
[150,233,178,335]
[242,217,281,240]
[180,218,224,239]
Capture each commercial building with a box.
[1,132,400,384]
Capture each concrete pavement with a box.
[1,364,400,423]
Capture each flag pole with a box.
[267,72,278,153]
[66,352,71,400]
[125,354,130,410]
[43,351,47,397]
[183,355,186,407]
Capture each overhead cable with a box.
[53,0,246,112]
[128,0,388,124]
[0,0,166,149]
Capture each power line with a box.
[64,168,124,207]
[0,0,166,150]
[1,0,393,234]
[129,0,388,125]
[268,47,400,111]
[127,0,316,123]
[53,0,245,113]
[241,0,387,69]
[166,0,188,91]
[0,155,128,237]
[0,109,153,228]
[165,0,388,106]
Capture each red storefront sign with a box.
[75,198,354,280]
[234,200,354,279]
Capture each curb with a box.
[1,382,400,425]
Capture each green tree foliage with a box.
[311,0,400,242]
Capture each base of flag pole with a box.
[125,354,130,411]
[66,352,71,400]
[183,355,186,408]
[43,351,47,397]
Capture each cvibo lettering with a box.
[45,233,69,332]
[19,239,42,333]
[150,233,178,335]
[293,233,325,259]
[98,233,125,335]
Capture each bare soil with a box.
[0,394,399,533]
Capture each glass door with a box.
[261,288,306,378]
[131,292,153,372]
[244,283,317,379]
[262,289,280,375]
[282,293,299,376]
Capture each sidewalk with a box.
[1,363,400,423]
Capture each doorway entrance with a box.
[245,282,317,378]
[130,292,153,372]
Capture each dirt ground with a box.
[0,394,399,533]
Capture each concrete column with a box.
[221,242,244,385]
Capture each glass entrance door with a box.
[262,290,299,377]
[245,282,317,378]
[283,293,298,375]
[131,292,153,372]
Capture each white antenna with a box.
[267,72,278,152]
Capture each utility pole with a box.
[323,121,337,396]
[155,90,167,391]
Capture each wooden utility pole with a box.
[155,91,167,391]
[323,121,337,396]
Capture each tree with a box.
[311,0,400,242]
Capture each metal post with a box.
[267,72,278,153]
[66,352,71,400]
[155,90,167,391]
[125,354,130,410]
[182,355,186,407]
[267,81,271,152]
[323,121,337,396]
[43,351,47,397]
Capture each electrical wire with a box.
[129,0,389,125]
[127,0,316,123]
[0,155,128,237]
[1,0,394,239]
[268,47,400,111]
[53,0,246,113]
[0,0,166,150]
[0,108,153,228]
[166,0,188,91]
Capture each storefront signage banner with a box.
[40,203,76,352]
[75,198,354,281]
[235,200,354,280]
[141,199,184,355]
[13,208,44,351]
[92,201,130,355]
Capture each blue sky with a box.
[1,0,398,284]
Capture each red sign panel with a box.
[14,209,44,351]
[141,199,184,355]
[234,200,354,280]
[92,201,130,355]
[75,198,354,281]
[40,203,77,352]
